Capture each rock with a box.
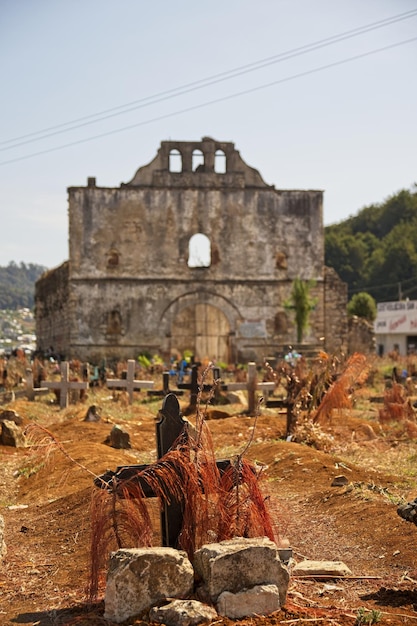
[217,584,280,618]
[331,475,349,487]
[150,599,218,626]
[0,515,6,561]
[0,409,23,426]
[1,420,26,447]
[293,560,352,577]
[104,547,194,624]
[84,405,101,422]
[1,392,15,403]
[106,424,131,449]
[194,536,289,608]
[226,390,246,404]
[398,498,417,524]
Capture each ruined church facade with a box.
[35,137,347,363]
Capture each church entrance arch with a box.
[160,291,242,364]
[171,303,230,363]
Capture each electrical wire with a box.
[348,277,417,299]
[1,35,416,168]
[1,8,417,151]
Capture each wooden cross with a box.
[0,369,49,403]
[222,361,275,415]
[177,363,221,410]
[95,393,241,548]
[106,359,154,404]
[147,371,185,399]
[23,369,50,401]
[43,361,89,409]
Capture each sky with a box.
[1,0,416,269]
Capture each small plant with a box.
[18,462,45,478]
[284,276,318,342]
[355,607,382,625]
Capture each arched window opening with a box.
[169,149,182,173]
[192,149,205,172]
[214,149,226,173]
[188,233,211,268]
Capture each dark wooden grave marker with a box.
[177,363,221,409]
[95,393,241,548]
[147,371,185,398]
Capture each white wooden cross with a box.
[106,359,154,404]
[43,361,89,409]
[222,361,275,415]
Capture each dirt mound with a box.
[1,394,417,625]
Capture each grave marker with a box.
[0,369,50,404]
[95,393,246,548]
[177,364,221,410]
[222,362,275,415]
[106,359,154,404]
[24,369,50,401]
[147,371,185,398]
[43,361,89,409]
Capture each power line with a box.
[1,8,417,151]
[350,275,417,293]
[1,35,416,168]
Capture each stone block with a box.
[150,599,218,626]
[293,560,352,577]
[217,584,280,618]
[193,536,289,607]
[104,547,194,624]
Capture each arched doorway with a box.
[171,303,230,363]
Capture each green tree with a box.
[325,187,417,302]
[0,262,46,309]
[285,277,318,342]
[347,292,377,322]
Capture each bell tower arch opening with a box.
[192,149,204,171]
[214,149,226,173]
[169,149,182,172]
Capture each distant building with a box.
[375,300,417,356]
[35,137,347,363]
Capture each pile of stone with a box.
[104,536,290,624]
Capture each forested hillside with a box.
[0,262,46,309]
[325,187,417,302]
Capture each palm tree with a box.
[285,277,317,343]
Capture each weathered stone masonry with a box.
[35,137,347,363]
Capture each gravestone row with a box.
[0,359,280,413]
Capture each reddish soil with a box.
[1,390,417,625]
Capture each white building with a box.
[375,300,417,356]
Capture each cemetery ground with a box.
[2,371,417,625]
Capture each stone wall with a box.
[35,262,70,357]
[348,315,376,355]
[323,266,348,355]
